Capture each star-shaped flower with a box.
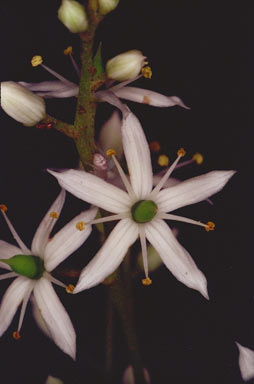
[0,190,97,359]
[49,110,234,298]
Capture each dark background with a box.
[0,1,253,383]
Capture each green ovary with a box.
[1,254,45,279]
[131,200,158,223]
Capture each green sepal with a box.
[93,42,104,77]
[1,254,45,279]
[131,200,158,223]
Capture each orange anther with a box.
[142,277,152,286]
[76,221,86,231]
[0,204,8,212]
[50,212,59,219]
[205,221,215,232]
[13,331,21,340]
[177,148,186,157]
[66,284,75,294]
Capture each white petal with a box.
[48,169,130,214]
[98,110,123,159]
[74,218,138,293]
[44,206,97,271]
[122,112,153,198]
[0,240,23,270]
[31,190,66,257]
[33,277,76,360]
[156,170,235,213]
[0,277,33,337]
[236,342,254,381]
[113,87,189,109]
[145,219,209,298]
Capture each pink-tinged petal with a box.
[122,112,153,199]
[44,207,98,272]
[236,343,254,381]
[33,277,76,360]
[19,81,71,92]
[48,169,131,214]
[113,87,190,109]
[156,170,235,213]
[98,110,123,160]
[0,240,23,270]
[31,190,66,257]
[145,219,209,298]
[0,277,33,337]
[74,218,138,293]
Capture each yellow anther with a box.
[158,154,169,167]
[192,152,204,165]
[50,212,59,219]
[66,284,75,294]
[0,204,8,212]
[142,277,152,286]
[31,55,43,67]
[177,148,186,157]
[149,141,161,152]
[205,221,215,232]
[13,331,21,340]
[106,149,116,157]
[64,46,73,55]
[76,221,86,231]
[141,66,152,79]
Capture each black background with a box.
[0,1,253,383]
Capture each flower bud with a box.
[106,50,146,81]
[58,0,88,33]
[98,0,119,15]
[1,81,46,126]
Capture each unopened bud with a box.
[1,82,46,126]
[106,50,146,82]
[98,0,119,15]
[58,0,88,33]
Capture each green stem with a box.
[110,269,147,384]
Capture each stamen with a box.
[0,204,8,212]
[31,55,43,67]
[192,152,204,165]
[50,212,59,219]
[150,148,186,197]
[0,209,30,254]
[139,227,149,279]
[17,285,34,333]
[142,277,152,286]
[45,272,66,289]
[111,155,136,199]
[158,155,169,167]
[160,213,208,229]
[64,46,73,55]
[149,141,161,152]
[106,149,117,157]
[89,213,127,225]
[64,46,81,78]
[76,221,86,231]
[66,284,75,294]
[13,331,21,340]
[205,221,215,232]
[141,66,152,79]
[31,56,73,85]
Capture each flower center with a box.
[1,254,45,279]
[131,200,158,223]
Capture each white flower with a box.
[106,50,146,82]
[20,55,188,109]
[58,0,88,33]
[98,0,119,15]
[0,190,97,359]
[236,342,254,381]
[48,110,235,297]
[1,81,46,126]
